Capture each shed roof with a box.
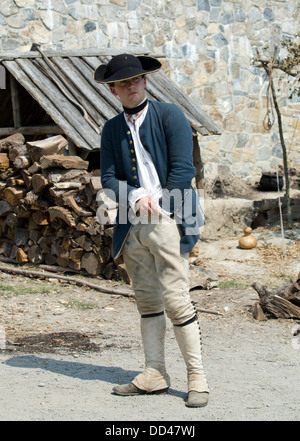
[0,47,221,151]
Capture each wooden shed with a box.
[0,47,221,184]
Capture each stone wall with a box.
[1,0,300,180]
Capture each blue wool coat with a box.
[100,100,204,258]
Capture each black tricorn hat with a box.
[93,53,162,84]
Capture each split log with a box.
[89,176,102,195]
[6,177,25,187]
[16,248,28,263]
[14,202,30,219]
[266,296,300,319]
[5,212,24,229]
[252,272,300,319]
[14,228,29,246]
[32,211,49,226]
[53,182,83,190]
[8,145,27,161]
[27,162,41,174]
[13,155,31,169]
[29,229,41,244]
[26,135,67,162]
[40,154,88,170]
[64,195,93,216]
[75,234,93,252]
[0,153,10,171]
[0,239,13,257]
[0,133,25,148]
[69,248,84,263]
[251,302,267,321]
[20,170,32,188]
[32,174,51,193]
[81,252,105,276]
[28,244,43,264]
[3,187,27,206]
[0,201,12,219]
[24,190,38,205]
[48,206,76,227]
[56,256,70,268]
[45,168,88,184]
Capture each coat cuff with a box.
[128,187,148,212]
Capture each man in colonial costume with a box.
[94,54,209,407]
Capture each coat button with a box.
[130,149,134,153]
[133,175,137,180]
[129,140,133,144]
[132,166,136,171]
[132,158,136,162]
[127,131,131,135]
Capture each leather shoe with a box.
[113,382,168,396]
[186,391,209,408]
[113,383,146,396]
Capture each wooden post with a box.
[192,133,204,189]
[10,74,21,128]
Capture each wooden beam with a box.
[0,125,65,137]
[192,135,204,189]
[0,47,166,61]
[10,75,22,128]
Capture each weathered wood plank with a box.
[25,58,99,147]
[0,46,155,60]
[69,57,121,118]
[10,75,22,128]
[34,57,104,131]
[152,70,221,134]
[267,295,300,319]
[50,56,113,122]
[145,75,209,134]
[3,60,91,149]
[0,125,64,137]
[81,56,123,112]
[14,58,97,148]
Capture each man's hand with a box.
[135,196,161,216]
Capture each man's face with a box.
[110,76,147,108]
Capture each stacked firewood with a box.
[0,133,126,281]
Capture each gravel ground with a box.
[0,225,299,422]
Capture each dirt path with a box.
[0,224,299,422]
